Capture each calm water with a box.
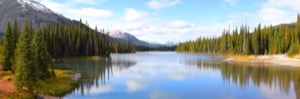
[55,52,300,99]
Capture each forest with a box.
[1,19,136,59]
[0,18,135,97]
[176,15,300,56]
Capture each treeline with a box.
[177,15,300,56]
[42,19,135,58]
[111,42,136,53]
[136,45,177,51]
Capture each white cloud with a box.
[124,8,148,22]
[126,80,146,93]
[68,8,112,18]
[72,0,106,5]
[167,20,194,28]
[223,0,236,6]
[148,0,181,10]
[112,19,228,43]
[257,0,300,25]
[262,0,300,11]
[36,0,232,43]
[38,0,113,29]
[227,0,300,28]
[87,84,113,94]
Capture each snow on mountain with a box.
[17,0,53,13]
[109,30,139,41]
[109,30,163,47]
[0,0,73,34]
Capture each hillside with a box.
[0,0,74,35]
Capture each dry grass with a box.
[88,56,103,60]
[291,54,300,59]
[51,69,74,77]
[228,55,257,62]
[0,91,34,99]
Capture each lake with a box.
[55,52,300,99]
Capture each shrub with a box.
[3,75,12,81]
[0,71,12,77]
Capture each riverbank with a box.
[224,54,300,67]
[0,67,81,99]
[54,55,107,62]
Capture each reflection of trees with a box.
[54,58,136,95]
[187,61,300,99]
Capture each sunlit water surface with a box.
[55,52,300,99]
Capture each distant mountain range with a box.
[109,30,167,48]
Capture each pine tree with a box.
[252,28,259,55]
[15,20,36,91]
[1,22,13,71]
[288,39,300,56]
[11,19,19,71]
[31,29,52,79]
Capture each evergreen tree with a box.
[11,19,19,70]
[15,20,36,91]
[31,29,52,79]
[1,22,13,71]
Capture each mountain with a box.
[164,41,177,46]
[0,0,73,35]
[109,30,163,47]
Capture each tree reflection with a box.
[187,60,300,99]
[55,58,136,95]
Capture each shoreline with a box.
[0,68,81,99]
[36,73,81,99]
[224,54,300,67]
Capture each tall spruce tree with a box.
[11,19,19,71]
[31,29,52,79]
[15,20,36,91]
[1,22,13,71]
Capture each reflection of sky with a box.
[258,82,295,99]
[63,52,297,99]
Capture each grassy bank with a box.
[34,76,77,96]
[56,56,105,61]
[0,68,79,98]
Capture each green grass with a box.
[34,76,77,96]
[34,70,78,96]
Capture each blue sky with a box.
[36,0,300,43]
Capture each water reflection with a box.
[55,58,136,96]
[55,52,300,99]
[186,60,300,99]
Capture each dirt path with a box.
[0,65,16,94]
[0,79,15,93]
